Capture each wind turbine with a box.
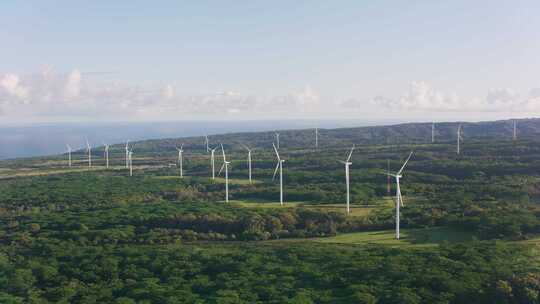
[86,139,92,168]
[241,143,253,183]
[431,122,435,143]
[386,160,391,195]
[128,149,133,177]
[103,142,110,168]
[217,144,231,202]
[176,144,184,178]
[457,124,463,155]
[275,132,280,149]
[315,128,319,150]
[385,152,413,240]
[339,145,355,214]
[125,140,130,168]
[210,146,218,179]
[205,135,210,153]
[513,120,517,141]
[66,144,72,167]
[272,143,285,206]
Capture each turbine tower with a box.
[431,122,435,143]
[125,140,130,168]
[272,143,285,206]
[241,144,253,183]
[86,139,92,168]
[66,144,72,167]
[128,149,133,177]
[176,144,184,178]
[217,144,231,202]
[275,132,280,149]
[385,152,413,239]
[210,146,218,179]
[513,120,517,141]
[315,128,319,150]
[457,124,463,155]
[339,145,355,214]
[103,142,110,168]
[386,159,391,195]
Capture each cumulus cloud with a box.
[10,66,539,121]
[64,69,82,99]
[162,84,174,99]
[367,81,540,112]
[0,74,29,100]
[0,67,326,120]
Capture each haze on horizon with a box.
[1,1,540,124]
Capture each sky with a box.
[1,0,540,124]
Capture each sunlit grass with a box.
[231,201,300,208]
[313,227,478,248]
[212,177,262,185]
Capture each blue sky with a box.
[1,1,540,123]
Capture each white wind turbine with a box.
[176,144,184,178]
[339,145,355,214]
[66,144,72,167]
[128,149,133,177]
[103,142,110,168]
[241,143,253,183]
[272,143,285,206]
[210,146,218,179]
[86,139,92,168]
[275,132,280,149]
[431,122,435,143]
[513,120,517,141]
[315,128,319,150]
[457,124,463,155]
[125,140,130,168]
[385,152,413,240]
[217,144,231,202]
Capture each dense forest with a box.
[1,119,540,303]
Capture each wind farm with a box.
[1,118,540,303]
[1,1,540,302]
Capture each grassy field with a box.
[301,204,374,216]
[231,201,301,208]
[212,177,262,185]
[313,227,479,248]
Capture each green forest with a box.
[1,119,540,303]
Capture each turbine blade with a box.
[218,163,225,176]
[346,145,355,162]
[397,151,413,175]
[221,143,226,161]
[272,143,280,159]
[272,161,280,181]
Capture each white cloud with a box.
[0,67,327,120]
[368,81,540,113]
[0,74,29,100]
[162,84,174,99]
[64,69,82,100]
[5,66,539,122]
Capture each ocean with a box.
[0,119,390,159]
